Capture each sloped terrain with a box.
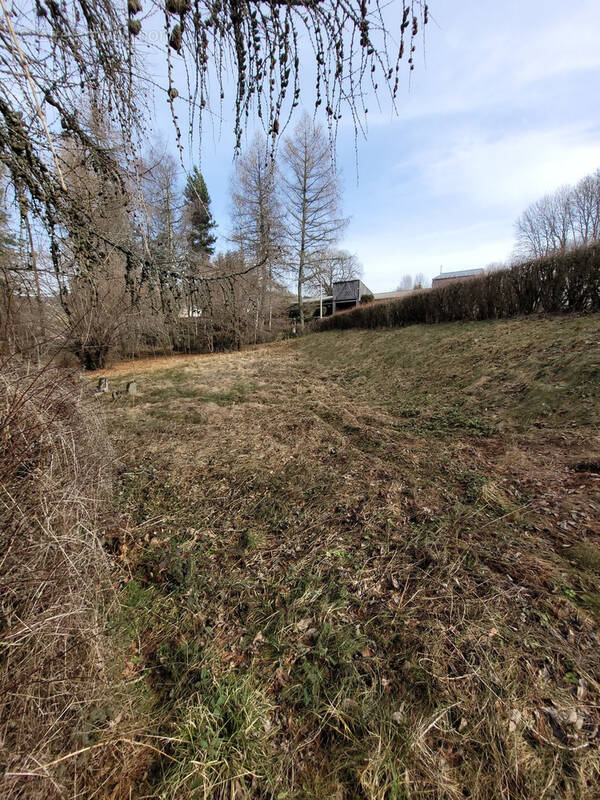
[102,314,600,799]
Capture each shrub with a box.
[318,244,600,332]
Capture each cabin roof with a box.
[433,268,484,280]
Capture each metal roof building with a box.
[432,268,484,288]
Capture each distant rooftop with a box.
[373,290,412,300]
[433,268,484,280]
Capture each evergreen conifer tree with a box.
[183,167,217,257]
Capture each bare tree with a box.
[515,200,546,259]
[308,249,362,294]
[515,168,600,259]
[413,271,427,289]
[397,274,413,290]
[0,193,18,353]
[144,153,181,269]
[136,147,189,351]
[56,121,141,368]
[515,193,565,258]
[550,186,575,252]
[282,113,347,327]
[0,174,47,357]
[304,248,362,318]
[572,170,600,246]
[230,134,285,338]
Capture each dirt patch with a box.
[572,460,600,474]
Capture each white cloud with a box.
[363,0,600,126]
[417,125,600,210]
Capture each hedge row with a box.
[316,244,600,332]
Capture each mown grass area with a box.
[299,315,600,433]
[100,314,600,799]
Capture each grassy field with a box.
[100,314,600,799]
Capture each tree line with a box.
[397,272,429,290]
[0,111,358,367]
[395,165,600,289]
[516,167,600,259]
[318,243,600,332]
[0,0,426,370]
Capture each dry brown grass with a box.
[100,352,212,377]
[0,363,145,799]
[97,315,600,799]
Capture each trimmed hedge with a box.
[316,244,600,332]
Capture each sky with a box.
[141,0,600,293]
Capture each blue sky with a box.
[140,0,600,292]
